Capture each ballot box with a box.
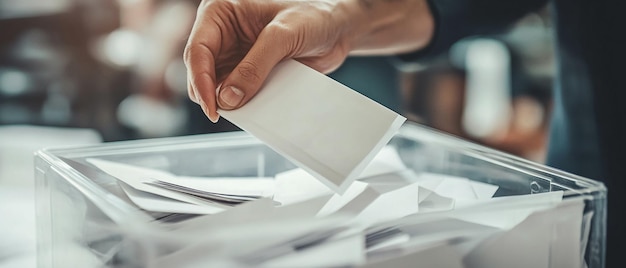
[34,122,606,268]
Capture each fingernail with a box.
[199,101,217,123]
[219,86,244,108]
[209,114,220,123]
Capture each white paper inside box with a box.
[34,123,607,268]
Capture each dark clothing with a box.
[407,0,626,266]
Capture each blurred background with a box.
[0,0,553,267]
[0,0,555,160]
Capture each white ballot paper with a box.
[358,145,407,179]
[219,60,406,193]
[87,158,274,213]
[463,197,584,268]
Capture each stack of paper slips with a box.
[84,146,590,268]
[87,158,276,215]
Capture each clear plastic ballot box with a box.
[34,122,606,267]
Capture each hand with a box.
[184,0,434,122]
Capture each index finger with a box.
[184,10,223,123]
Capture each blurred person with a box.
[183,0,624,266]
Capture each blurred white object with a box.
[0,69,31,96]
[462,39,512,140]
[93,29,143,68]
[117,94,187,137]
[164,59,188,94]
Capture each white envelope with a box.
[463,197,584,268]
[219,60,406,193]
[321,181,419,227]
[87,158,271,212]
[119,183,226,214]
[273,168,333,206]
[87,158,227,208]
[417,187,455,213]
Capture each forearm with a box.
[340,0,435,55]
[185,0,438,119]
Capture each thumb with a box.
[217,24,292,110]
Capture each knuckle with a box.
[183,44,210,66]
[265,22,296,38]
[236,61,262,84]
[264,21,300,55]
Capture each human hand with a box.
[184,0,434,122]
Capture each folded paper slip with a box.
[220,60,406,193]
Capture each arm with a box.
[184,0,434,122]
[183,0,548,122]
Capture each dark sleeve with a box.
[398,0,549,61]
